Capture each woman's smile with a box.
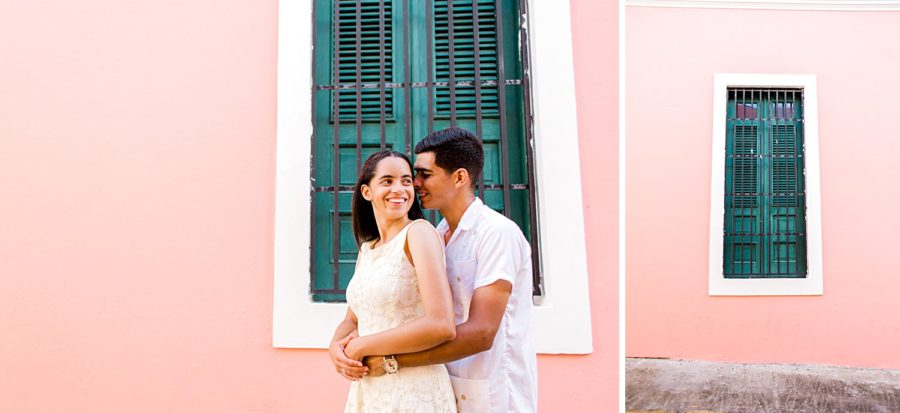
[386,196,408,207]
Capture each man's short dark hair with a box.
[414,127,484,188]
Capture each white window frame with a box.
[709,73,823,296]
[273,0,593,353]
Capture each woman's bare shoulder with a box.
[405,220,441,250]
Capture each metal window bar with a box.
[795,89,807,276]
[494,0,511,217]
[314,183,528,192]
[427,0,435,134]
[332,0,342,290]
[356,0,363,174]
[736,88,743,275]
[726,89,736,275]
[774,89,782,274]
[777,88,785,276]
[754,88,760,276]
[403,0,411,155]
[310,0,319,292]
[448,0,457,127]
[517,0,542,294]
[744,89,753,275]
[312,0,542,298]
[472,0,486,204]
[768,88,774,277]
[379,0,387,149]
[724,87,807,278]
[316,79,521,90]
[426,0,436,224]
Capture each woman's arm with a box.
[329,309,368,380]
[331,308,358,343]
[344,221,456,360]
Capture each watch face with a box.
[384,357,399,374]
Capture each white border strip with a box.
[626,0,900,11]
[618,0,626,410]
[274,0,593,353]
[273,0,350,347]
[525,0,594,355]
[708,73,823,296]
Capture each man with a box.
[331,127,537,412]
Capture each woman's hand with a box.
[343,335,369,361]
[329,330,368,380]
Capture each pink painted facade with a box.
[0,1,617,412]
[626,6,900,369]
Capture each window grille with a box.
[311,0,541,301]
[724,88,807,278]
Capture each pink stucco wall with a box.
[0,0,617,411]
[626,7,900,369]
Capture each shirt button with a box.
[461,394,467,401]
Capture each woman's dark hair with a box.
[414,127,484,189]
[351,150,425,246]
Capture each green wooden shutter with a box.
[724,89,807,278]
[724,121,761,275]
[312,0,533,301]
[313,0,406,301]
[422,0,530,230]
[765,98,806,276]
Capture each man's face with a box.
[413,151,456,211]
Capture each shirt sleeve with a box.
[473,223,523,290]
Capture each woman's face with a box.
[361,156,415,221]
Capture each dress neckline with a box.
[367,219,417,251]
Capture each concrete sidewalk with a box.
[626,358,900,413]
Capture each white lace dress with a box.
[344,220,457,413]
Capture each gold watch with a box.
[382,355,399,374]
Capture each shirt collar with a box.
[456,197,482,231]
[435,197,482,233]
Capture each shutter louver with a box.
[434,0,499,116]
[772,124,799,207]
[335,0,393,120]
[733,125,759,208]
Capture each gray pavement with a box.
[626,358,900,413]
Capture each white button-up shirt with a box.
[436,198,538,413]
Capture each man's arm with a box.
[364,280,511,375]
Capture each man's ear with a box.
[453,168,470,189]
[360,184,372,201]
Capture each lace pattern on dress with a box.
[344,220,457,413]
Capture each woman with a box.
[329,150,458,413]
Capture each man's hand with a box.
[328,331,367,381]
[362,356,386,377]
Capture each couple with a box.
[329,127,537,413]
